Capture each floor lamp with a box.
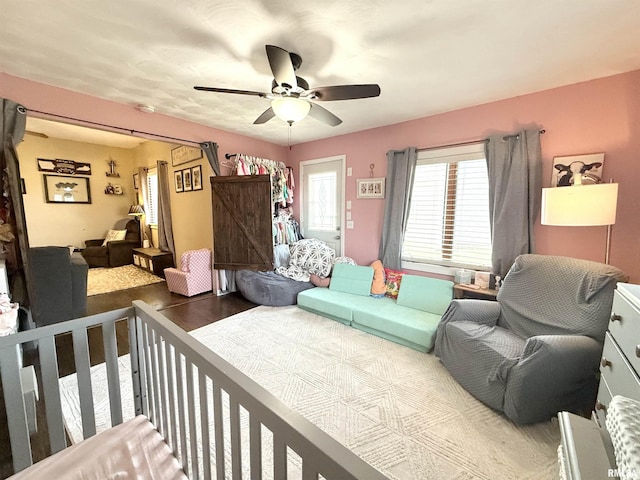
[541,182,618,264]
[128,204,146,248]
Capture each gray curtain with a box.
[137,166,152,245]
[157,161,175,259]
[485,129,542,277]
[1,98,30,306]
[200,141,220,176]
[378,147,417,269]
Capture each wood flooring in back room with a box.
[0,282,257,479]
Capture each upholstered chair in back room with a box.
[435,254,627,424]
[81,218,141,268]
[164,249,213,297]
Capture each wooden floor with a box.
[0,282,256,479]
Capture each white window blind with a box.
[402,143,492,270]
[146,168,158,226]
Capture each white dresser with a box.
[558,282,640,479]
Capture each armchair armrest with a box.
[85,239,105,247]
[438,299,501,328]
[504,334,603,424]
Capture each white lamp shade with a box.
[541,183,618,226]
[271,97,310,123]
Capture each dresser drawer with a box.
[609,290,640,376]
[594,374,612,426]
[600,332,640,403]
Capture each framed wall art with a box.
[183,168,192,191]
[552,153,605,187]
[43,174,91,204]
[174,170,184,193]
[356,177,386,199]
[191,165,203,191]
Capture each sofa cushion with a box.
[101,229,127,247]
[297,288,359,324]
[351,299,442,352]
[384,268,404,298]
[329,264,373,296]
[396,275,454,315]
[370,260,386,296]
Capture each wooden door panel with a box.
[211,175,273,271]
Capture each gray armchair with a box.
[434,254,627,424]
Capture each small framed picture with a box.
[356,177,386,199]
[174,170,184,193]
[133,173,140,190]
[191,165,203,191]
[552,153,605,187]
[113,184,123,195]
[183,168,192,191]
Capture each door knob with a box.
[595,401,607,411]
[610,313,622,322]
[334,235,341,240]
[601,357,612,368]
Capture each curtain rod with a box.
[418,129,545,152]
[26,108,203,147]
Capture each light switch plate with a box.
[346,200,352,209]
[346,211,352,220]
[347,220,354,229]
[347,167,352,176]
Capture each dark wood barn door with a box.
[211,175,273,271]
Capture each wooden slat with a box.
[156,333,169,440]
[230,397,242,480]
[148,328,162,435]
[72,328,96,438]
[0,344,32,472]
[128,313,145,416]
[186,359,199,479]
[213,382,225,479]
[249,413,263,480]
[102,318,122,426]
[141,322,156,423]
[165,343,179,455]
[175,351,189,472]
[37,336,66,453]
[199,371,212,479]
[273,435,287,479]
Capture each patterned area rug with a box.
[86,265,165,296]
[59,306,559,479]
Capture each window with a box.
[145,168,158,226]
[402,143,492,272]
[308,171,337,231]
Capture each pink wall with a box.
[3,70,639,282]
[0,73,288,164]
[288,70,640,282]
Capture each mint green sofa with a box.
[297,264,454,352]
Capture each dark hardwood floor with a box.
[0,282,256,479]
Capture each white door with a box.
[301,156,344,256]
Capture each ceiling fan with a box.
[194,45,381,126]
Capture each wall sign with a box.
[171,145,203,167]
[37,158,92,175]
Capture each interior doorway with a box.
[300,155,345,256]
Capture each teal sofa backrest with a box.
[329,264,373,296]
[396,275,453,315]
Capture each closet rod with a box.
[26,108,203,147]
[418,129,545,153]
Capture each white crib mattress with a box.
[9,415,186,480]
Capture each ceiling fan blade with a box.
[306,84,381,101]
[253,107,276,125]
[194,86,266,97]
[308,103,342,126]
[265,45,297,90]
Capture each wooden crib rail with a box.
[131,300,389,480]
[1,302,389,479]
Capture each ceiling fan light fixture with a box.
[271,97,310,124]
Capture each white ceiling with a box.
[3,0,640,147]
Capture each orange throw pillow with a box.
[370,260,386,295]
